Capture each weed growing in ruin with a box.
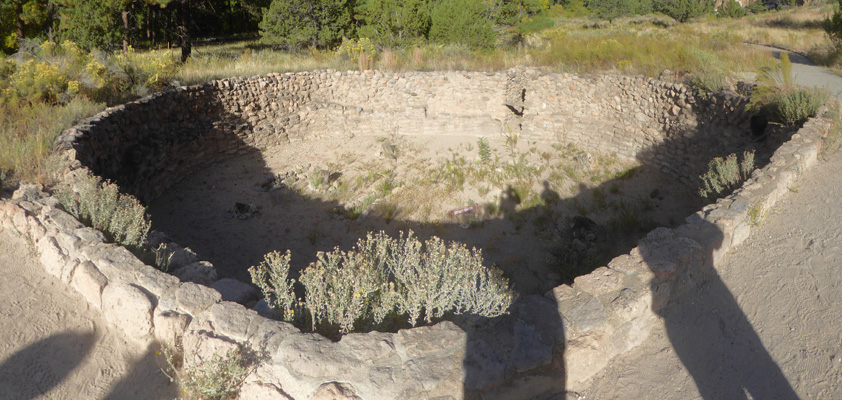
[56,174,150,249]
[249,231,516,336]
[698,151,756,201]
[162,346,254,400]
[822,99,842,154]
[746,203,768,226]
[477,138,492,163]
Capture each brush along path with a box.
[0,229,177,399]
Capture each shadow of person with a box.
[639,222,799,400]
[540,180,560,205]
[500,185,521,219]
[103,342,179,400]
[0,331,94,399]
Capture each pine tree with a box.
[259,0,355,48]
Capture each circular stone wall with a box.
[46,67,810,399]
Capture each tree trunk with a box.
[179,0,192,62]
[15,0,24,40]
[122,9,131,54]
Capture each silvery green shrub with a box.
[56,174,150,249]
[250,231,516,335]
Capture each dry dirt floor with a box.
[148,134,698,295]
[0,230,177,399]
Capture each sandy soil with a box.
[148,134,697,295]
[580,150,842,400]
[0,229,177,399]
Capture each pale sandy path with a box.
[0,229,177,399]
[581,149,842,399]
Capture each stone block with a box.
[181,324,241,367]
[732,221,751,248]
[153,308,192,349]
[210,278,260,304]
[173,261,218,285]
[42,207,84,232]
[573,266,623,296]
[641,258,677,280]
[176,282,222,315]
[209,301,260,342]
[60,258,79,284]
[38,236,68,278]
[102,283,155,342]
[564,331,611,391]
[562,296,609,335]
[310,382,361,400]
[88,244,145,283]
[72,261,108,309]
[135,265,180,297]
[239,382,292,400]
[25,215,46,243]
[395,321,466,360]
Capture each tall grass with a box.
[0,97,104,188]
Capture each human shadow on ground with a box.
[639,220,799,400]
[103,342,179,400]
[84,82,799,398]
[0,332,94,399]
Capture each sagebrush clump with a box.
[249,230,516,336]
[750,52,830,125]
[698,150,755,200]
[56,174,151,249]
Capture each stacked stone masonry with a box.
[0,67,832,399]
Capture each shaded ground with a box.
[581,149,842,400]
[0,229,177,399]
[148,134,698,295]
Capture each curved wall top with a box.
[15,68,825,399]
[57,68,753,202]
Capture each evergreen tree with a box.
[429,0,495,48]
[357,0,430,47]
[54,0,123,50]
[259,0,354,48]
[589,0,635,23]
[657,0,713,23]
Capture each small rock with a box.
[210,278,260,304]
[173,261,218,285]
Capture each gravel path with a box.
[0,229,177,399]
[582,49,842,400]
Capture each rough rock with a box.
[101,283,155,342]
[210,278,260,304]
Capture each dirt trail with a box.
[0,229,177,399]
[582,144,842,400]
[580,46,842,400]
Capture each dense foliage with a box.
[250,231,515,336]
[0,0,773,56]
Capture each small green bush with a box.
[766,88,830,125]
[657,0,713,22]
[825,4,842,51]
[162,347,253,400]
[56,174,150,249]
[698,150,755,200]
[751,52,830,125]
[250,231,516,336]
[717,0,747,19]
